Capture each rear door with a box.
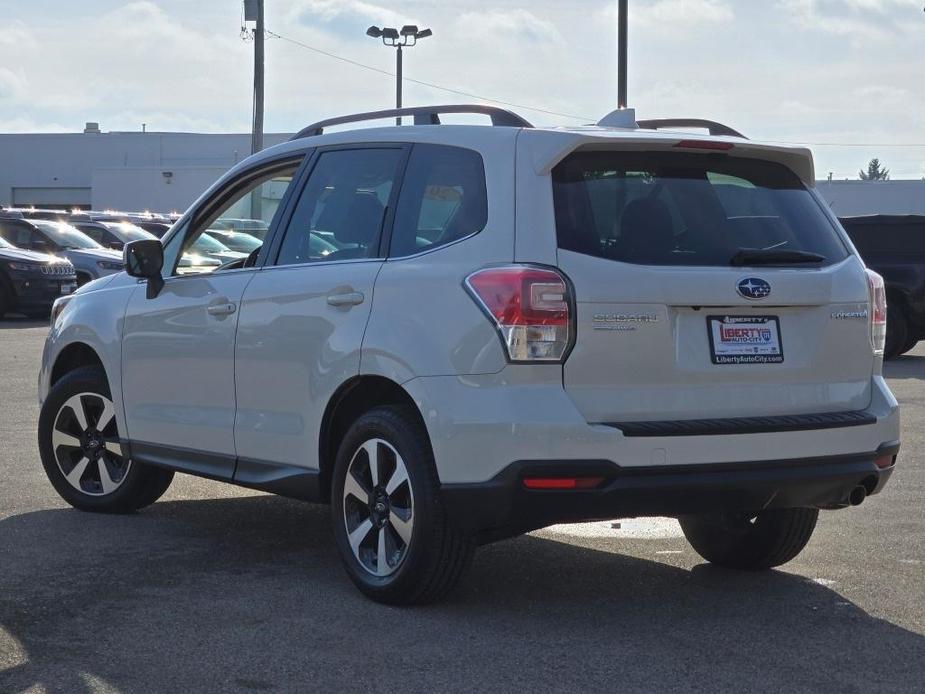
[233,145,407,474]
[551,149,873,424]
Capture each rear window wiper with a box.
[729,248,825,266]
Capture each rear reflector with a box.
[875,454,894,469]
[674,140,735,151]
[522,477,605,490]
[465,265,572,362]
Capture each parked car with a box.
[839,215,925,358]
[37,105,900,605]
[188,232,249,265]
[206,227,337,260]
[0,235,76,318]
[209,217,270,240]
[132,221,173,238]
[0,218,123,286]
[203,228,264,255]
[71,220,157,251]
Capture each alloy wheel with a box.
[51,392,130,496]
[342,438,415,577]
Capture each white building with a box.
[816,180,925,217]
[0,124,290,212]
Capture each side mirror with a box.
[124,239,164,298]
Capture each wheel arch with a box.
[318,375,429,503]
[51,341,108,387]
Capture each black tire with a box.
[884,300,909,360]
[0,280,12,318]
[331,405,474,605]
[679,507,819,570]
[38,366,174,513]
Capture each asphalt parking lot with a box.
[1,318,923,694]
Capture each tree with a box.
[859,158,890,181]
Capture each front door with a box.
[120,157,304,474]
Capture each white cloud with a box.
[457,9,565,45]
[633,0,734,26]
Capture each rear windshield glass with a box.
[552,152,848,267]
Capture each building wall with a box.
[817,180,925,216]
[0,130,290,211]
[90,166,229,212]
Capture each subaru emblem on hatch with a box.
[736,277,771,300]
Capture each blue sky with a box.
[1,0,923,178]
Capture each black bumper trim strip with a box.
[605,410,877,437]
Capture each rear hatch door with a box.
[552,148,873,424]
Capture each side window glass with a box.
[276,148,403,266]
[390,145,487,258]
[166,160,301,276]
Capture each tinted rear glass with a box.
[553,152,848,267]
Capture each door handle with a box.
[326,291,365,307]
[207,302,237,317]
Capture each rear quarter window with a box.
[389,144,487,258]
[552,151,849,267]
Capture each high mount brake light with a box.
[465,266,572,362]
[674,140,735,151]
[866,269,886,356]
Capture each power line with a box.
[267,29,925,149]
[265,29,593,121]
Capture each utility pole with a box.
[618,0,628,109]
[251,0,265,156]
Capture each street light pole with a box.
[395,44,403,125]
[366,25,432,126]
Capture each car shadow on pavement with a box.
[1,494,922,693]
[884,354,925,381]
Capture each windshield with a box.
[102,221,157,242]
[552,152,849,267]
[206,230,262,253]
[32,221,103,250]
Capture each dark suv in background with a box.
[0,235,76,318]
[841,215,925,358]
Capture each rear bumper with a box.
[441,442,899,542]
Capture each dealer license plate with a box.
[60,283,77,295]
[707,315,783,365]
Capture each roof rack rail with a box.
[290,104,533,140]
[636,118,746,139]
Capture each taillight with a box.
[465,265,572,362]
[866,269,886,356]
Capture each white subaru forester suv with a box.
[38,105,900,604]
